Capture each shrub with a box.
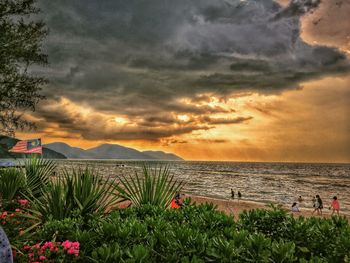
[2,203,350,262]
[0,168,25,207]
[23,158,56,198]
[27,167,120,222]
[116,165,183,208]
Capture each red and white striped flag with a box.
[9,139,42,154]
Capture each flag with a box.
[9,139,42,154]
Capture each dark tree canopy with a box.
[0,0,47,136]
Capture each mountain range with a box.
[44,142,183,160]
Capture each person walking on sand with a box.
[291,202,300,212]
[312,195,319,215]
[238,191,242,202]
[231,189,234,199]
[312,196,316,208]
[330,196,340,215]
[317,195,323,215]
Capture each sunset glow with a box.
[16,0,350,163]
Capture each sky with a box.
[18,0,350,163]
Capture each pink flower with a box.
[39,255,46,260]
[62,240,72,250]
[68,247,75,254]
[42,241,53,250]
[23,245,31,251]
[15,208,21,212]
[32,243,41,249]
[1,212,8,218]
[28,253,34,258]
[18,199,29,206]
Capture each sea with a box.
[54,160,350,214]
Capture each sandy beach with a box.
[188,195,350,221]
[116,194,349,221]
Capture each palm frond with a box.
[0,168,25,203]
[116,164,183,208]
[22,157,56,198]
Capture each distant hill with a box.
[0,136,67,159]
[142,151,183,161]
[45,142,184,160]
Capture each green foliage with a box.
[116,165,183,208]
[0,157,54,208]
[3,202,350,263]
[0,0,48,136]
[0,167,25,203]
[23,157,56,197]
[27,167,120,221]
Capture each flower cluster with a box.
[1,211,21,226]
[62,240,80,257]
[21,240,80,263]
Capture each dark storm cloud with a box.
[33,0,350,140]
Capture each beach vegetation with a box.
[116,165,183,208]
[0,162,349,262]
[23,158,56,198]
[0,158,55,209]
[1,201,349,262]
[27,167,120,222]
[0,168,25,204]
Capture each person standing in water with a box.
[330,196,340,215]
[231,189,234,199]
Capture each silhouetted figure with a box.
[297,196,303,203]
[231,189,234,199]
[238,191,242,201]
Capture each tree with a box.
[0,0,47,136]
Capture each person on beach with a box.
[330,196,340,215]
[312,196,316,208]
[238,191,242,201]
[297,196,303,203]
[231,189,234,199]
[312,195,323,215]
[291,202,300,212]
[171,193,183,209]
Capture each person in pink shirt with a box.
[330,196,340,215]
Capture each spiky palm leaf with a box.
[22,158,56,198]
[26,167,120,221]
[63,167,121,217]
[116,165,183,208]
[0,168,25,204]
